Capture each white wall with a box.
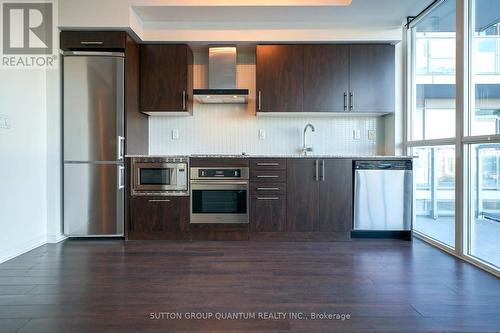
[0,69,49,263]
[150,52,386,155]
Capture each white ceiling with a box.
[133,0,432,30]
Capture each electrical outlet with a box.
[353,129,361,140]
[171,129,179,140]
[368,130,376,141]
[259,129,266,140]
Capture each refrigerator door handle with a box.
[118,165,125,190]
[117,136,125,160]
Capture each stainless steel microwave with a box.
[131,157,188,196]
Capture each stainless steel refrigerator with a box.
[63,51,125,237]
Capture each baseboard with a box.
[46,233,67,244]
[351,230,412,240]
[0,235,47,264]
[250,232,351,241]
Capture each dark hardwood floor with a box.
[0,239,499,332]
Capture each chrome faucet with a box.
[302,123,315,155]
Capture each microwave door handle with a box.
[171,168,177,186]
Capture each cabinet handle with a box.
[182,90,186,110]
[314,160,319,181]
[80,41,103,45]
[349,92,353,111]
[344,92,348,112]
[257,187,279,191]
[258,91,262,111]
[321,160,325,182]
[257,175,279,178]
[148,199,171,203]
[118,166,125,190]
[117,136,125,160]
[257,162,279,166]
[257,197,279,200]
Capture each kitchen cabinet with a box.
[304,45,350,112]
[286,159,352,235]
[129,196,190,239]
[349,45,395,113]
[256,44,395,114]
[251,195,287,232]
[250,159,287,232]
[256,45,304,113]
[60,31,126,50]
[319,159,353,233]
[140,44,193,114]
[286,159,320,232]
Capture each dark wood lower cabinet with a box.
[250,195,286,232]
[319,159,353,233]
[286,159,320,232]
[129,196,190,240]
[127,158,355,241]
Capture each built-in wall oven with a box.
[131,157,188,196]
[190,167,249,224]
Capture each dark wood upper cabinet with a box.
[256,44,395,114]
[319,159,353,233]
[286,159,319,232]
[60,31,126,50]
[140,44,193,114]
[304,45,349,112]
[256,45,304,113]
[349,44,395,113]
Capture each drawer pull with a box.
[148,199,171,203]
[80,41,104,45]
[257,175,279,178]
[256,163,279,166]
[257,187,279,191]
[257,197,279,200]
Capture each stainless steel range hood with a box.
[193,46,248,104]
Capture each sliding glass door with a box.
[408,0,457,248]
[465,0,500,269]
[407,0,500,273]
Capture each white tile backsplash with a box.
[149,51,385,156]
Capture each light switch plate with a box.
[368,130,376,141]
[0,115,11,129]
[172,129,179,140]
[259,129,266,140]
[353,129,361,140]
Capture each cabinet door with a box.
[349,45,395,113]
[60,31,126,50]
[130,196,189,232]
[251,195,286,232]
[319,159,353,232]
[256,45,304,113]
[304,45,349,112]
[140,44,192,113]
[286,159,319,232]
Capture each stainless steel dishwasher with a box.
[353,160,413,240]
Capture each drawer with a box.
[60,31,126,50]
[250,183,286,195]
[190,158,249,167]
[250,195,286,232]
[250,159,286,170]
[250,170,286,183]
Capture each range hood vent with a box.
[193,46,248,104]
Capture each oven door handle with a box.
[190,181,248,191]
[190,180,248,185]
